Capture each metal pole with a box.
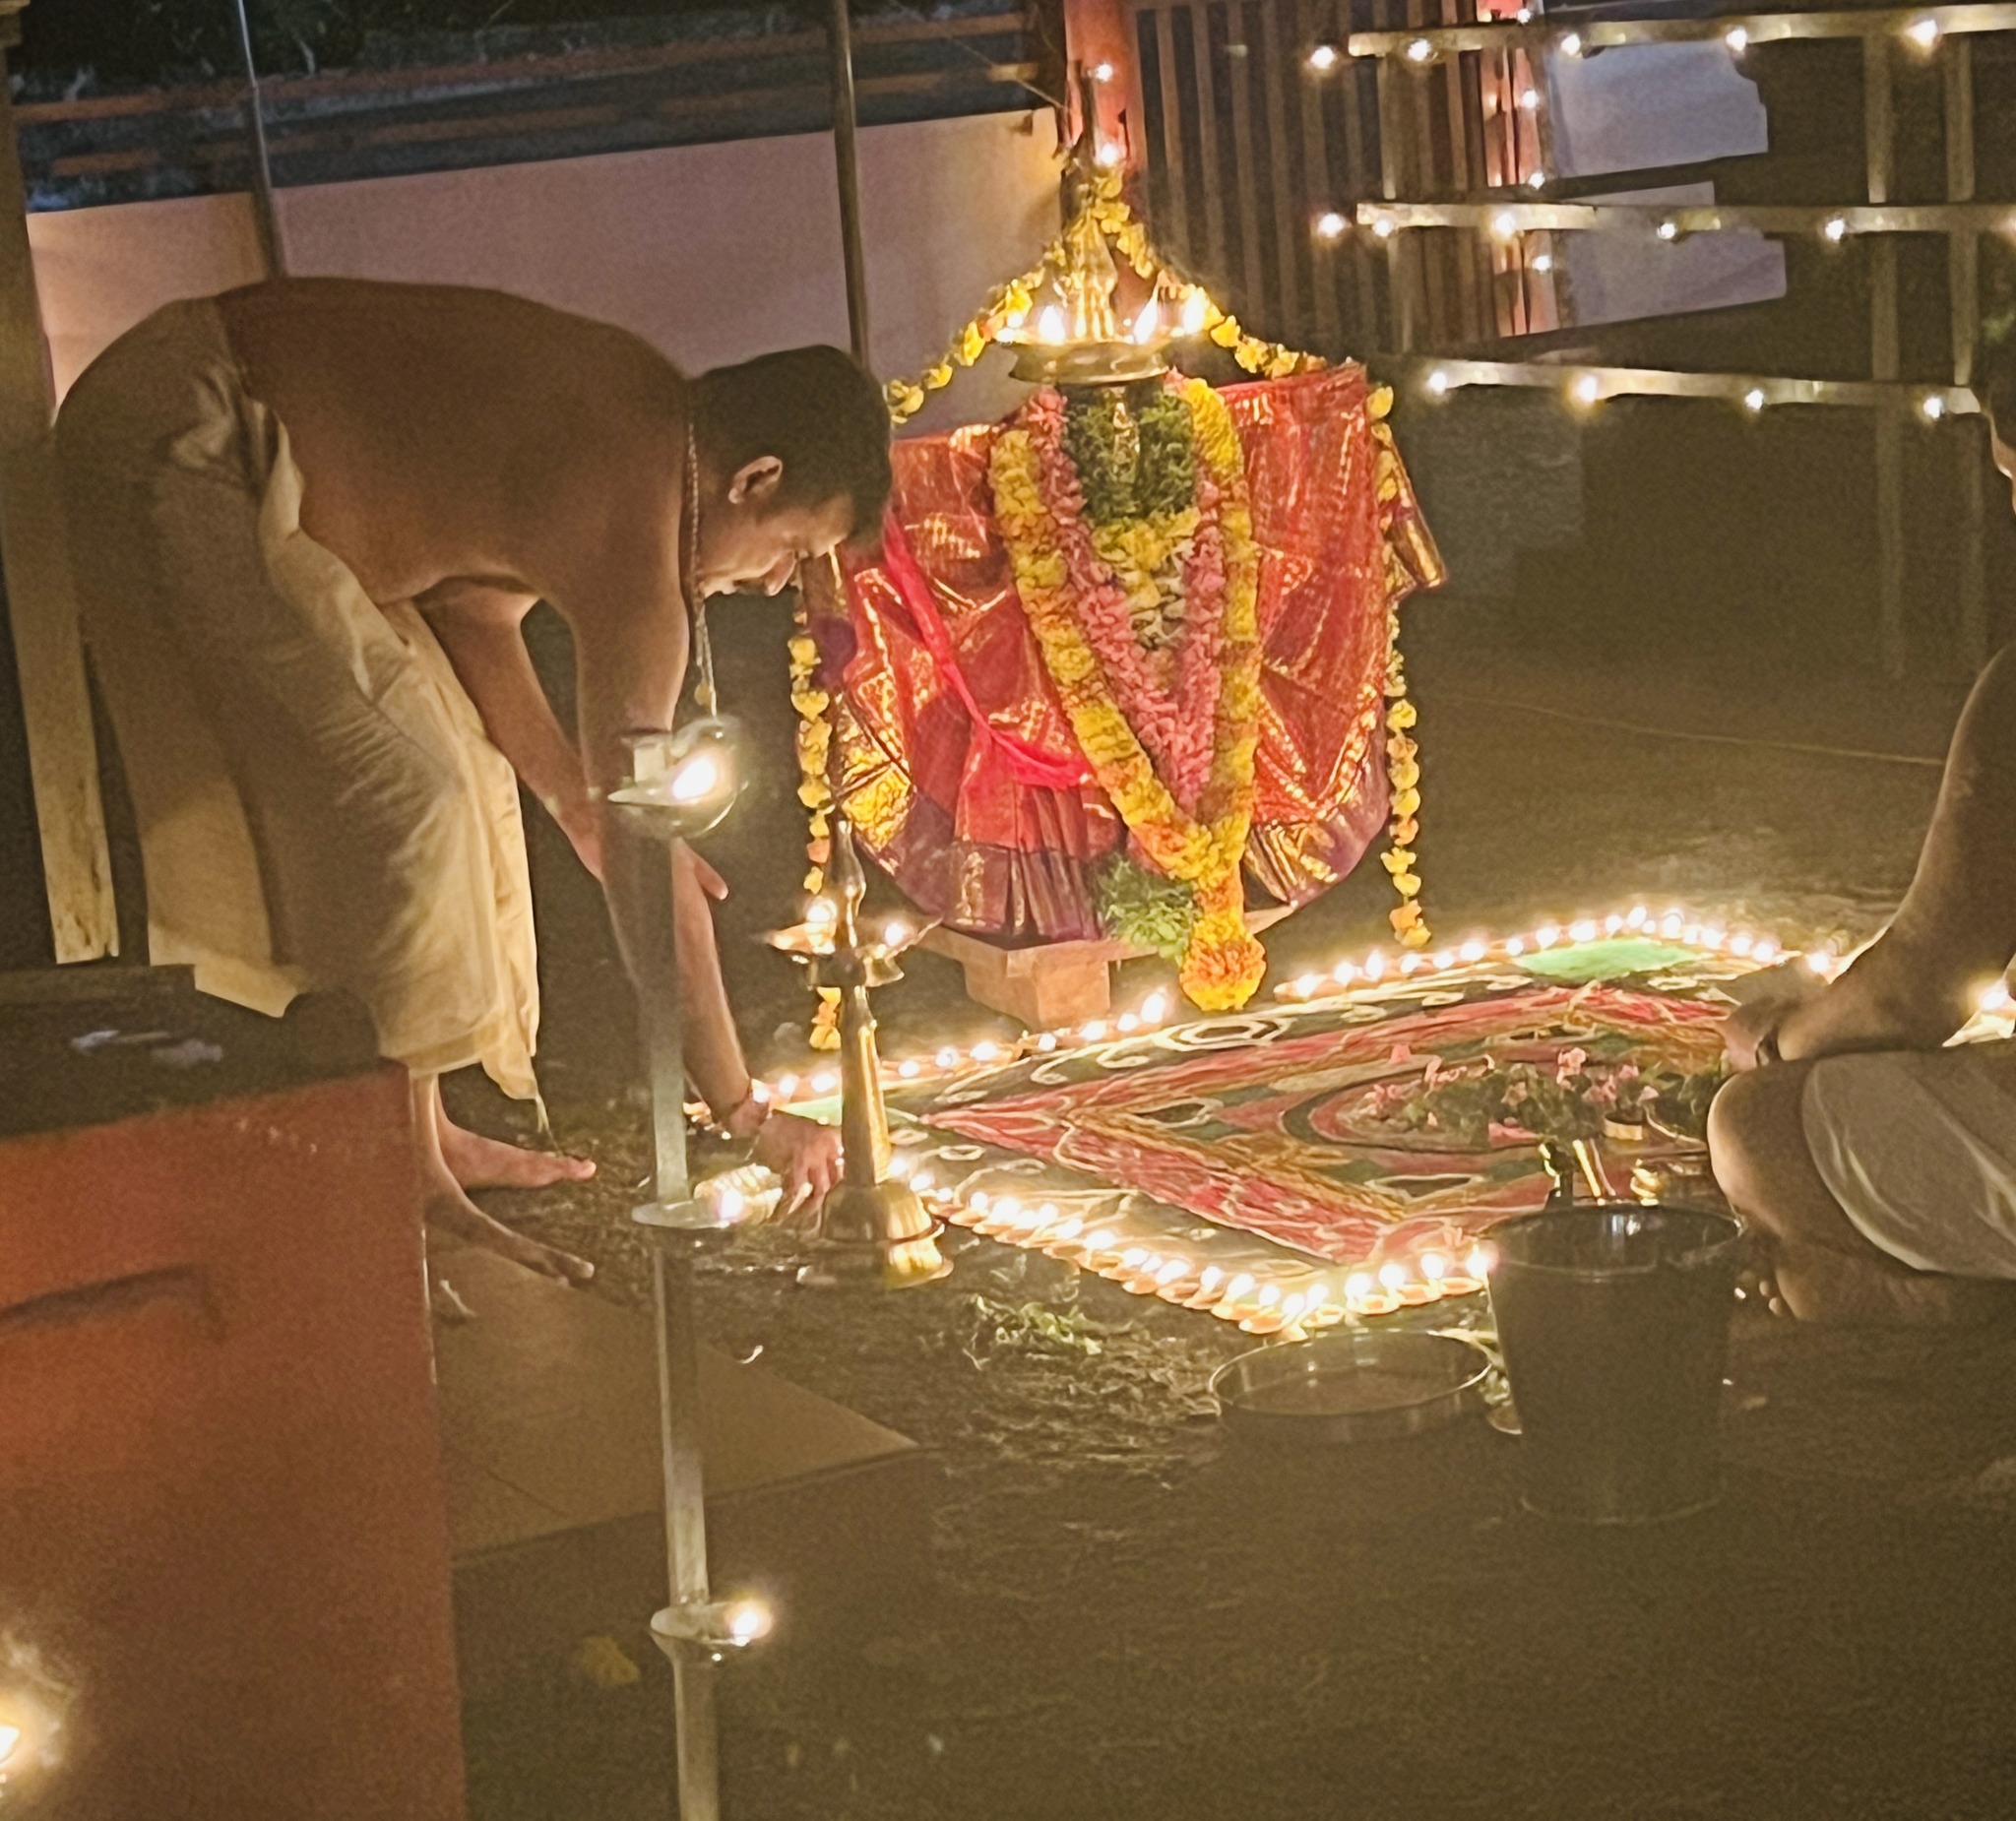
[1945,38,1986,674]
[827,0,873,367]
[228,0,288,277]
[1865,34,1906,679]
[613,824,720,1821]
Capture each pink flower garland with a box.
[1021,382,1231,815]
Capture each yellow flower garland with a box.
[991,379,1266,1011]
[788,612,843,1048]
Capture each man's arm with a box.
[562,568,758,1118]
[551,507,843,1211]
[1735,645,2016,1068]
[419,583,603,875]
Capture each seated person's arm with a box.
[1737,645,2016,1067]
[419,581,603,875]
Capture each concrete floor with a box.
[451,597,2016,1820]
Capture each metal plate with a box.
[1212,1330,1492,1446]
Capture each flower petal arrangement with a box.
[990,373,1267,1011]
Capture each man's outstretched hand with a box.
[753,1110,844,1222]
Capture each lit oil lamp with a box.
[768,812,949,1287]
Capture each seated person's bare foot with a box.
[438,1108,596,1191]
[1778,1241,2016,1328]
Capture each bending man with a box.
[57,280,881,1280]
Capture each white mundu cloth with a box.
[1803,1038,2016,1278]
[56,297,540,1100]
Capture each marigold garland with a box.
[991,375,1266,1011]
[788,610,843,1048]
[1366,385,1431,951]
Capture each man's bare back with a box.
[220,278,686,617]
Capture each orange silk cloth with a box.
[816,363,1444,942]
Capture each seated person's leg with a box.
[1795,647,2016,1059]
[1711,1053,2016,1326]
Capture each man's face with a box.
[695,456,853,597]
[1994,426,2016,518]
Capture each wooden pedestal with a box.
[918,904,1294,1029]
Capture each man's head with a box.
[1982,334,2016,513]
[689,345,892,597]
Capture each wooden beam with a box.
[0,32,116,962]
[1345,4,2016,59]
[1360,200,2016,235]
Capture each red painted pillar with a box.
[1062,0,1140,171]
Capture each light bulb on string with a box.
[1316,211,1349,240]
[1307,41,1340,70]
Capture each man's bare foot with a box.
[1777,1242,2016,1327]
[438,1111,597,1191]
[424,1172,597,1287]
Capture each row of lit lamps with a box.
[875,905,1799,1327]
[756,903,1812,1108]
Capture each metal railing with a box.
[1129,0,2013,675]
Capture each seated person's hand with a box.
[753,1111,843,1221]
[1724,1000,1783,1074]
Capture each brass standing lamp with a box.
[768,811,950,1288]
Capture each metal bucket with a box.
[1488,1205,1743,1524]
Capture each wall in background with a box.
[29,107,1061,408]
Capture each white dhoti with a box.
[56,297,539,1099]
[1803,1040,2016,1278]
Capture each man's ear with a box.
[726,455,785,507]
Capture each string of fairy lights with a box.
[1291,2,2013,413]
